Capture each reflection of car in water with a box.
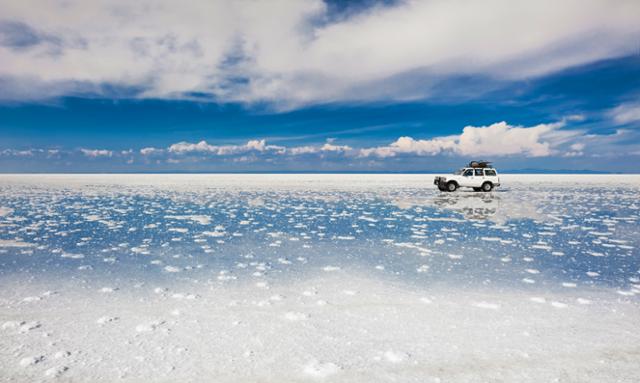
[434,161,501,192]
[431,192,500,220]
[390,186,548,223]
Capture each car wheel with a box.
[446,182,457,192]
[473,187,481,192]
[481,182,493,192]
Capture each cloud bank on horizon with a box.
[1,0,640,172]
[3,118,638,172]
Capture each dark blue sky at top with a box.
[1,56,638,152]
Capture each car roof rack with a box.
[468,160,492,168]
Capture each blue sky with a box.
[1,0,640,172]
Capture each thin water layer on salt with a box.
[0,174,639,382]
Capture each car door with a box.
[473,168,485,187]
[484,169,498,184]
[460,169,474,186]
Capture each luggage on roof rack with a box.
[468,160,492,168]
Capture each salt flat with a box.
[0,174,639,382]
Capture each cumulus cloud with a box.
[0,0,638,105]
[80,148,113,158]
[285,140,353,155]
[456,121,571,157]
[360,136,457,158]
[168,139,283,156]
[610,102,640,125]
[168,141,215,154]
[165,121,584,160]
[318,142,352,153]
[563,143,586,157]
[287,145,319,155]
[359,121,582,158]
[3,120,640,169]
[0,148,36,157]
[140,147,164,156]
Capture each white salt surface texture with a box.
[1,273,639,382]
[0,174,638,382]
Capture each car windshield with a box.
[453,168,465,175]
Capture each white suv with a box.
[434,163,501,192]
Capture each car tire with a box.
[481,182,493,192]
[473,187,481,192]
[446,182,457,192]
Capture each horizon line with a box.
[0,171,633,175]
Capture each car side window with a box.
[463,169,474,176]
[485,169,496,176]
[475,169,483,176]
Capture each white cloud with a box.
[456,121,568,157]
[80,148,113,157]
[168,141,215,154]
[140,147,164,156]
[562,142,586,157]
[168,139,283,156]
[166,138,350,157]
[319,142,352,153]
[570,143,586,151]
[286,140,352,155]
[245,139,267,152]
[610,102,640,125]
[3,120,640,165]
[0,149,36,157]
[167,121,584,160]
[288,145,319,155]
[359,121,583,158]
[1,0,639,105]
[360,136,458,158]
